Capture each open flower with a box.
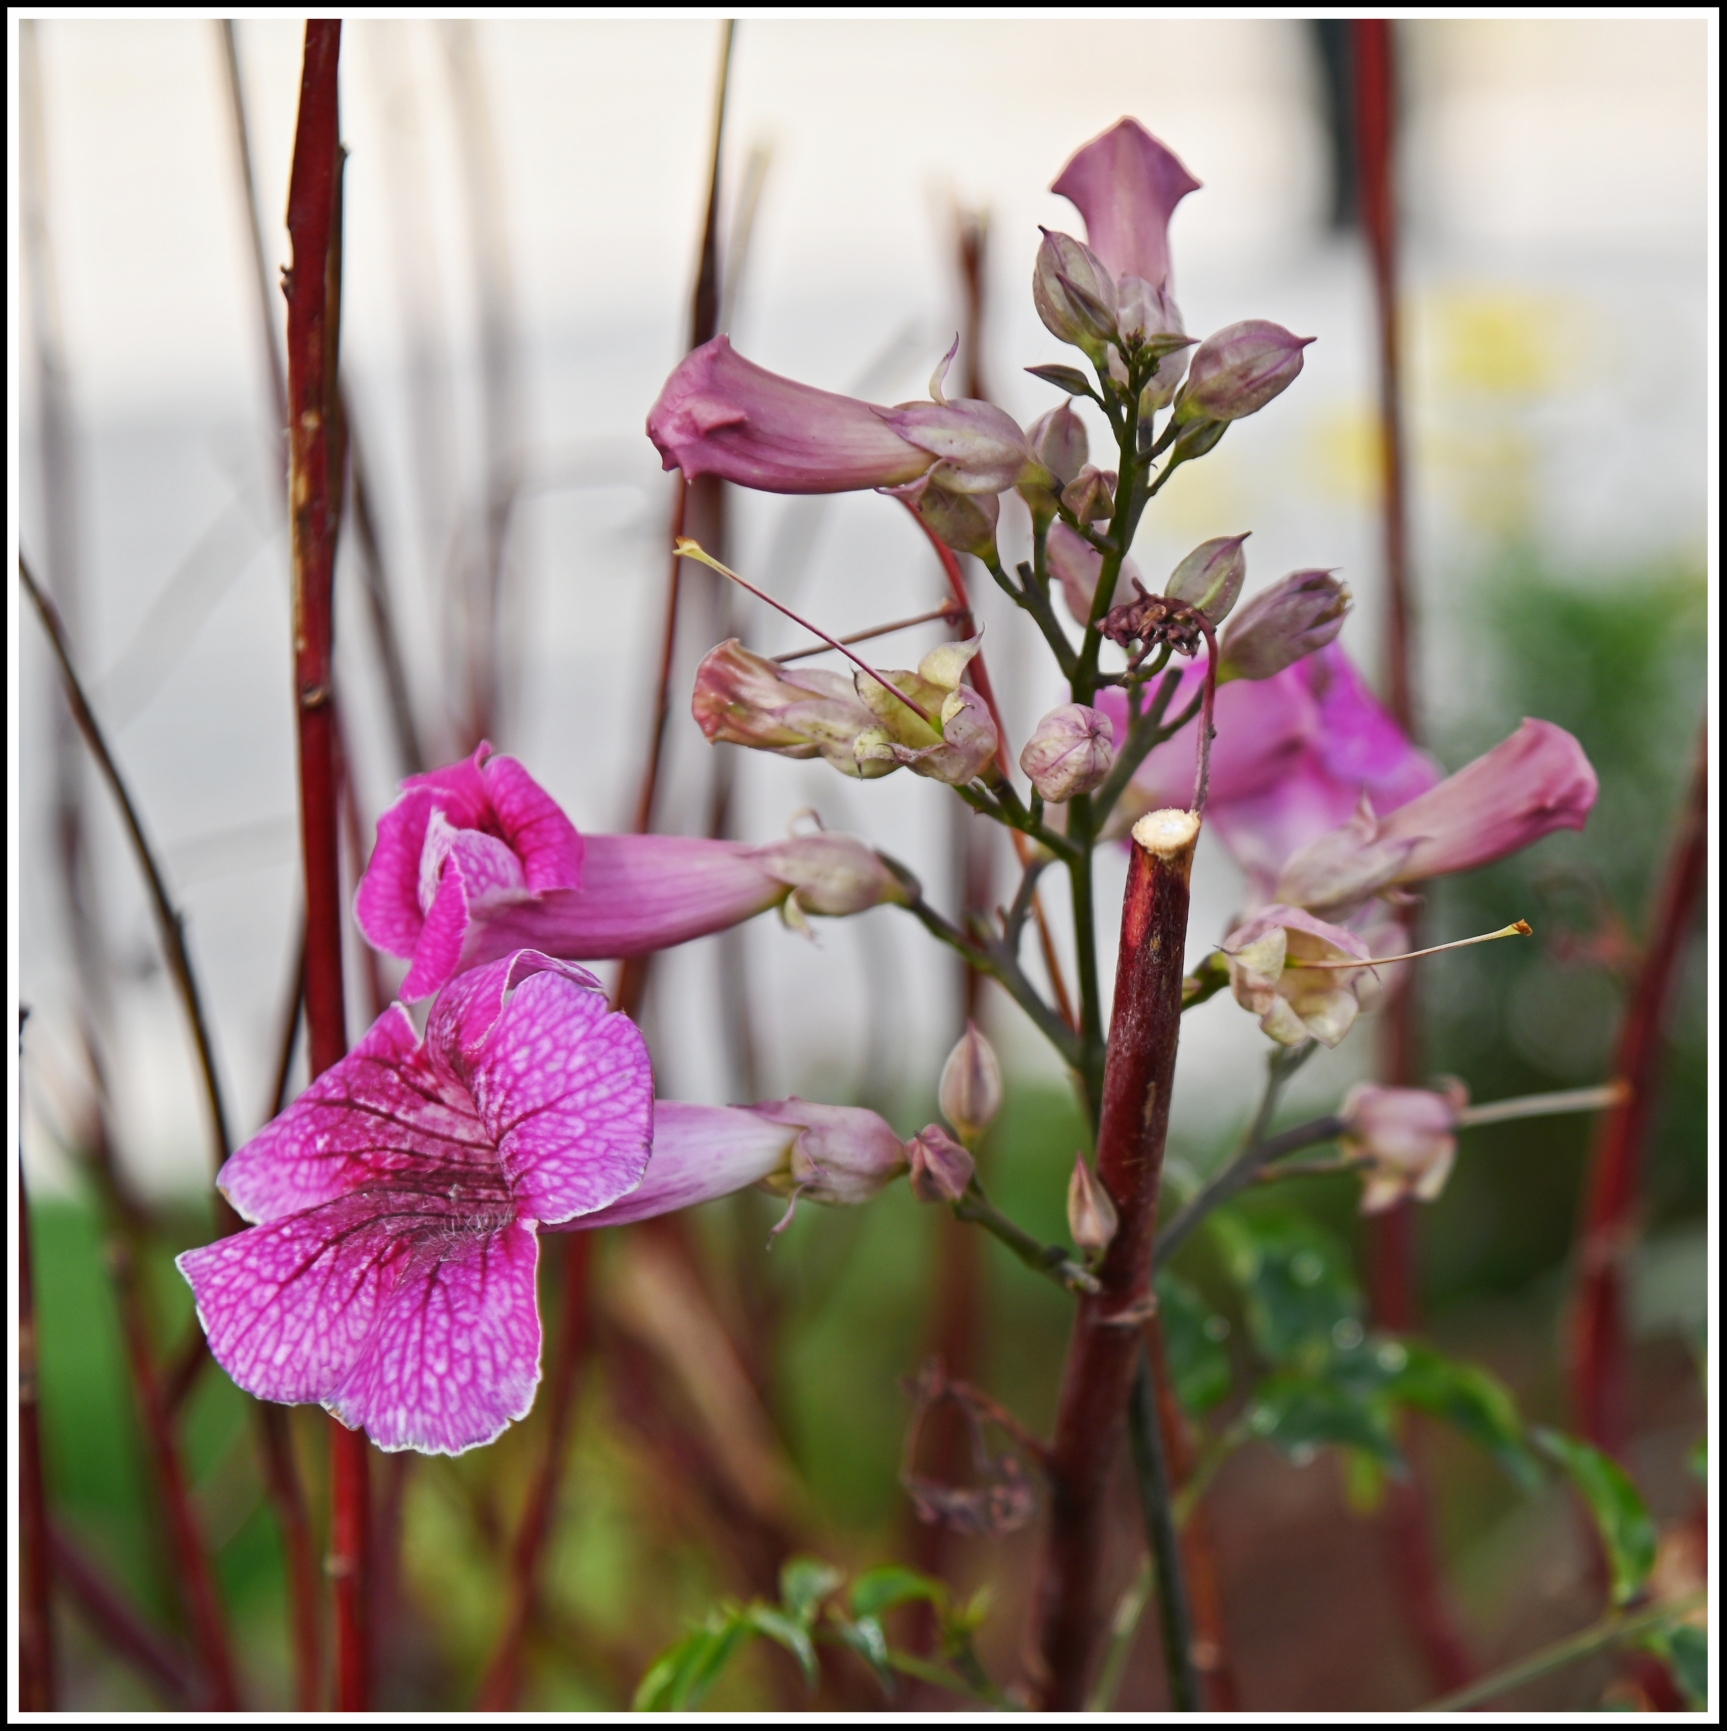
[356,743,902,999]
[1052,117,1200,296]
[179,951,908,1453]
[1223,904,1375,1047]
[1275,719,1599,918]
[647,335,1040,497]
[1340,1080,1469,1214]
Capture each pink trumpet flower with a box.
[178,951,907,1454]
[1098,642,1440,897]
[647,335,1039,497]
[1051,117,1201,295]
[356,743,902,1000]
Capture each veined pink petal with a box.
[216,1006,496,1226]
[566,1101,799,1228]
[423,949,605,1075]
[1051,117,1200,291]
[355,786,437,959]
[480,752,585,890]
[647,336,933,494]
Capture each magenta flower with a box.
[647,335,1038,497]
[1051,117,1201,294]
[1099,642,1439,896]
[1275,719,1599,917]
[356,743,902,999]
[179,951,909,1453]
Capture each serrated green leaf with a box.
[1246,1371,1402,1468]
[828,1612,894,1696]
[1025,362,1095,397]
[1209,1209,1362,1366]
[779,1555,844,1625]
[633,1616,751,1712]
[1156,1272,1232,1414]
[1533,1429,1657,1605]
[1387,1343,1542,1491]
[850,1564,947,1620]
[744,1603,818,1689]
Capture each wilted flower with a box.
[1047,519,1140,623]
[1275,719,1599,918]
[1173,320,1315,427]
[1340,1080,1469,1214]
[1067,1155,1120,1255]
[851,637,1000,786]
[907,1124,976,1203]
[1020,704,1116,803]
[1164,533,1250,625]
[692,640,887,775]
[938,1020,1004,1144]
[1217,570,1350,681]
[1223,904,1375,1047]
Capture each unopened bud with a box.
[1173,320,1314,426]
[1217,570,1350,681]
[1020,704,1115,803]
[1026,403,1089,488]
[1067,1155,1119,1255]
[1165,533,1249,625]
[938,1019,1003,1144]
[895,474,999,560]
[1060,466,1116,525]
[1117,277,1194,411]
[907,1124,975,1203]
[1033,229,1118,359]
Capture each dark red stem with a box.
[285,21,366,1711]
[1033,810,1198,1707]
[1571,734,1707,1456]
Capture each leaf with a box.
[828,1611,894,1695]
[1385,1343,1542,1491]
[633,1615,752,1712]
[1156,1272,1232,1414]
[1342,1446,1388,1513]
[743,1603,818,1689]
[1657,1623,1708,1709]
[850,1564,947,1621]
[779,1555,844,1625]
[1533,1428,1657,1605]
[1209,1208,1362,1366]
[1025,362,1095,397]
[1245,1371,1402,1469]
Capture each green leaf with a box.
[1385,1343,1542,1491]
[1209,1208,1362,1366]
[1025,362,1095,397]
[1245,1371,1402,1468]
[1687,1437,1706,1482]
[633,1615,752,1712]
[1342,1446,1388,1514]
[1533,1429,1657,1605]
[1658,1623,1708,1709]
[1156,1272,1233,1414]
[828,1611,894,1695]
[850,1564,947,1621]
[743,1603,818,1689]
[779,1555,844,1625]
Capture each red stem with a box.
[19,1155,56,1710]
[1570,734,1707,1456]
[1032,810,1199,1707]
[285,21,366,1710]
[50,1523,193,1706]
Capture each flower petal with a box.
[354,786,435,959]
[480,753,584,892]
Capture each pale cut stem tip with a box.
[1294,918,1533,971]
[1130,807,1201,859]
[1458,1081,1629,1129]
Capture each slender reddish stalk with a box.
[1033,808,1199,1708]
[19,1152,56,1710]
[285,22,366,1710]
[475,1233,597,1707]
[1571,734,1707,1456]
[49,1524,193,1705]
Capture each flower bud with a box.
[1223,904,1374,1048]
[1217,571,1350,682]
[1340,1080,1469,1215]
[1165,533,1250,625]
[894,474,1000,560]
[1060,466,1116,526]
[1067,1155,1119,1255]
[1117,277,1194,410]
[907,1124,975,1203]
[1173,320,1314,425]
[1020,704,1115,803]
[1026,403,1089,487]
[752,1098,909,1208]
[1033,229,1118,359]
[938,1019,1003,1144]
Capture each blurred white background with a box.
[14,16,1712,1198]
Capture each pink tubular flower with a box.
[1341,1079,1469,1214]
[179,952,909,1453]
[647,336,1038,497]
[356,744,902,999]
[1098,642,1440,897]
[1275,719,1599,917]
[1051,117,1200,294]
